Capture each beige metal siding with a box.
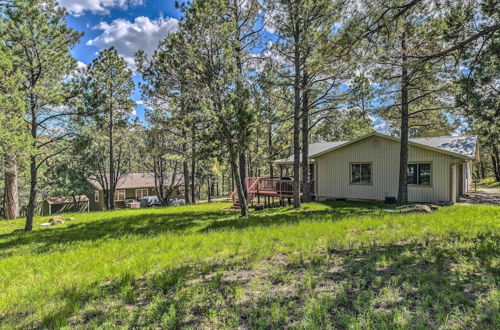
[316,136,456,203]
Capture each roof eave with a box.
[312,132,474,160]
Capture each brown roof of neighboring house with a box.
[88,173,184,190]
[46,195,89,205]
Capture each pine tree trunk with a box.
[207,177,212,203]
[231,151,248,217]
[239,153,247,197]
[191,123,196,204]
[182,129,190,204]
[301,70,311,203]
[231,169,235,193]
[108,103,115,210]
[397,28,409,206]
[493,145,500,181]
[232,2,248,201]
[25,106,38,231]
[3,156,20,220]
[292,23,301,209]
[268,122,274,178]
[222,174,225,195]
[25,154,37,231]
[492,153,500,182]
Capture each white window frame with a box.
[407,162,432,187]
[114,190,126,201]
[350,162,373,185]
[95,190,99,202]
[135,188,149,200]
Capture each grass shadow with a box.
[0,201,391,256]
[202,200,393,232]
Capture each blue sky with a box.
[60,0,186,120]
[60,0,391,132]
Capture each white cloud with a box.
[87,16,179,70]
[65,61,88,79]
[77,61,88,71]
[370,115,390,134]
[58,0,144,15]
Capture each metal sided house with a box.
[292,132,478,204]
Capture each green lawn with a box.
[0,201,498,329]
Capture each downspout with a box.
[450,163,457,204]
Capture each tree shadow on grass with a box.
[20,234,497,329]
[202,200,391,232]
[0,201,390,257]
[0,208,234,256]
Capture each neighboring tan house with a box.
[87,173,185,211]
[270,132,478,204]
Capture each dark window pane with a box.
[351,164,361,183]
[352,163,371,184]
[407,164,418,184]
[418,164,431,185]
[361,164,371,184]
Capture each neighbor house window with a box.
[351,163,372,185]
[94,190,99,202]
[114,190,126,201]
[407,163,431,186]
[136,188,149,200]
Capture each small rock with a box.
[50,220,64,225]
[428,204,439,211]
[49,216,65,225]
[400,205,432,214]
[49,216,65,223]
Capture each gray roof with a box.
[274,134,477,164]
[410,136,477,159]
[274,141,346,164]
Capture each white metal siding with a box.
[316,136,456,203]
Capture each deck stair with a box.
[231,177,260,209]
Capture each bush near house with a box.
[478,177,500,188]
[0,202,498,328]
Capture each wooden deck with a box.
[231,177,314,208]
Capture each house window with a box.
[407,163,431,186]
[351,163,372,185]
[114,190,126,201]
[136,188,149,200]
[94,190,99,202]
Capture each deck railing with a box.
[257,178,294,194]
[231,177,315,207]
